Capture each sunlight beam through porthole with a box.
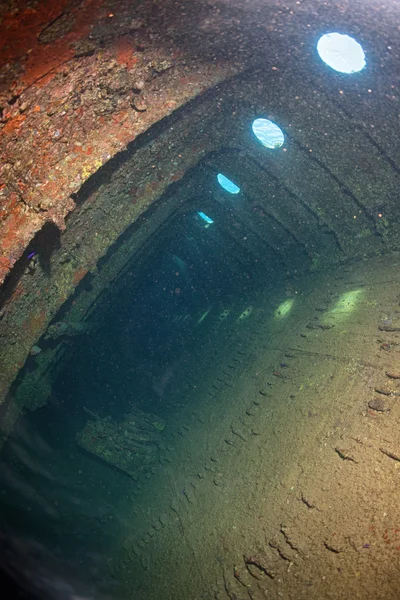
[217,173,240,194]
[252,118,284,149]
[325,289,364,323]
[317,33,366,74]
[274,298,294,318]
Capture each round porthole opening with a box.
[317,32,366,74]
[217,173,240,194]
[252,118,284,149]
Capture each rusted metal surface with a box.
[0,0,237,284]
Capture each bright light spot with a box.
[274,298,294,318]
[217,173,240,194]
[326,289,364,322]
[238,306,253,322]
[197,308,211,324]
[317,33,366,74]
[198,211,214,225]
[252,118,284,149]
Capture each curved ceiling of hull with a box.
[1,16,400,411]
[1,0,400,597]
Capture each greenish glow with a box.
[197,308,211,324]
[326,289,364,321]
[274,298,294,318]
[198,211,214,225]
[238,306,253,322]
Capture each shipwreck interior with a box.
[1,1,400,599]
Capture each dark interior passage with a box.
[1,1,400,599]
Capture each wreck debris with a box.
[233,565,248,587]
[244,554,275,579]
[368,398,389,412]
[30,345,42,356]
[76,407,166,480]
[379,447,400,462]
[335,447,358,463]
[324,539,346,554]
[306,323,335,330]
[378,325,400,332]
[385,371,400,379]
[44,319,89,340]
[374,386,400,397]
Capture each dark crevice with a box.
[0,252,30,315]
[7,95,20,106]
[30,222,61,276]
[0,222,61,314]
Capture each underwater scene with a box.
[0,1,400,599]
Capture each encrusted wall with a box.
[1,0,400,436]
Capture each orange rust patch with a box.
[0,256,12,271]
[1,191,20,214]
[73,144,85,154]
[21,41,75,89]
[165,100,178,110]
[0,207,31,253]
[72,268,88,285]
[41,180,59,196]
[0,2,70,63]
[2,114,27,135]
[111,110,129,125]
[0,205,44,283]
[114,35,137,69]
[1,0,105,90]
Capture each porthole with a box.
[317,33,366,74]
[217,173,240,194]
[252,118,284,149]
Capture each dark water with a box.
[0,208,265,598]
